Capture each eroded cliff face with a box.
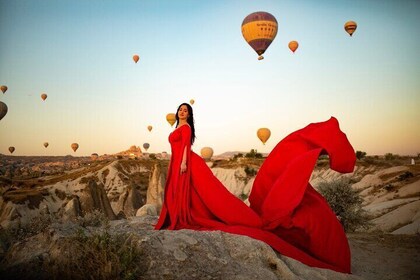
[1,158,419,235]
[0,159,167,229]
[136,162,166,217]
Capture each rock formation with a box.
[78,180,116,220]
[0,217,363,280]
[136,163,166,217]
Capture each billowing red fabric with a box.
[155,117,356,273]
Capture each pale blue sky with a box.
[1,0,419,156]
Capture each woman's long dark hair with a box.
[175,103,196,145]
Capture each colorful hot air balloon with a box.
[143,143,150,151]
[43,142,49,148]
[133,54,140,63]
[241,11,278,60]
[166,113,176,127]
[190,99,195,105]
[1,85,7,94]
[257,128,271,145]
[344,21,357,36]
[200,147,214,160]
[71,143,79,152]
[0,102,7,121]
[41,93,47,101]
[147,125,153,132]
[8,147,15,154]
[288,41,299,53]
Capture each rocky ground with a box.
[0,216,418,280]
[0,155,419,279]
[349,232,420,280]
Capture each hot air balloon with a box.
[71,143,79,152]
[190,99,195,105]
[200,147,214,160]
[43,142,49,148]
[143,143,150,151]
[147,125,153,132]
[1,85,7,94]
[0,102,7,121]
[41,93,47,101]
[133,54,140,63]
[257,128,271,145]
[288,41,299,53]
[241,11,278,60]
[8,147,15,154]
[344,21,357,36]
[166,113,176,127]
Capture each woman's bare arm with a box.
[180,146,187,173]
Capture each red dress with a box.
[155,117,356,273]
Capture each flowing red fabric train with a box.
[155,117,356,273]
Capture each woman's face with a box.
[177,105,189,120]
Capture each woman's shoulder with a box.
[176,124,191,131]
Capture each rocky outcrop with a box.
[115,184,144,216]
[0,217,363,280]
[61,196,82,221]
[212,167,254,199]
[136,163,165,217]
[0,200,21,229]
[78,180,116,220]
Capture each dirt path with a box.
[348,233,420,279]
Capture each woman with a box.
[155,102,356,274]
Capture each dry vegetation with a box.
[0,210,146,280]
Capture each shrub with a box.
[232,153,243,160]
[384,153,396,160]
[355,151,367,160]
[397,171,413,181]
[317,178,371,232]
[384,184,395,191]
[46,230,144,280]
[245,149,262,159]
[149,153,156,160]
[239,193,248,201]
[244,166,257,177]
[76,210,109,228]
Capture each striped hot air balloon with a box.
[241,12,278,60]
[344,21,357,36]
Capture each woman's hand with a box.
[180,161,187,174]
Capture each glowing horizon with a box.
[1,0,419,157]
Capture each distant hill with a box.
[213,151,245,159]
[214,151,269,160]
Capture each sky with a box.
[0,0,419,157]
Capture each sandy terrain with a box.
[349,233,420,280]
